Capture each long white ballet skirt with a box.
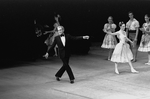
[111,30,133,63]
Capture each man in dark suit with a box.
[49,26,89,84]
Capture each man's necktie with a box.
[60,34,65,37]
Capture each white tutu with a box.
[111,43,133,63]
[110,30,133,63]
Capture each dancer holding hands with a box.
[126,12,140,62]
[108,22,139,74]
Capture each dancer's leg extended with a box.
[108,49,113,60]
[128,61,139,73]
[43,46,51,59]
[115,63,119,74]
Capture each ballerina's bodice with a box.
[117,30,127,44]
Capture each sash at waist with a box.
[128,30,136,33]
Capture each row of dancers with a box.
[101,12,150,74]
[34,12,150,83]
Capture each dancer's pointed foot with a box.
[115,70,119,74]
[145,62,150,65]
[43,53,49,59]
[108,56,111,61]
[131,69,139,73]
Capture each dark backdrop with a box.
[1,0,150,66]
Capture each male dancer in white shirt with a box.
[126,12,140,62]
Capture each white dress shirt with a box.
[60,36,65,46]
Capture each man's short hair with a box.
[57,26,64,31]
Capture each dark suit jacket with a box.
[50,34,83,59]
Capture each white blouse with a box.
[126,18,140,30]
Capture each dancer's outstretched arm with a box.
[107,31,119,35]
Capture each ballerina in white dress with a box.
[108,22,139,74]
[101,16,117,60]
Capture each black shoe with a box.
[70,80,74,84]
[131,59,137,62]
[56,77,60,81]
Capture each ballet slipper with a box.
[115,70,119,74]
[131,69,139,73]
[108,58,111,61]
[145,62,150,65]
[43,53,49,59]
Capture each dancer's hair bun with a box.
[119,21,124,27]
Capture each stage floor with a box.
[1,44,150,99]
